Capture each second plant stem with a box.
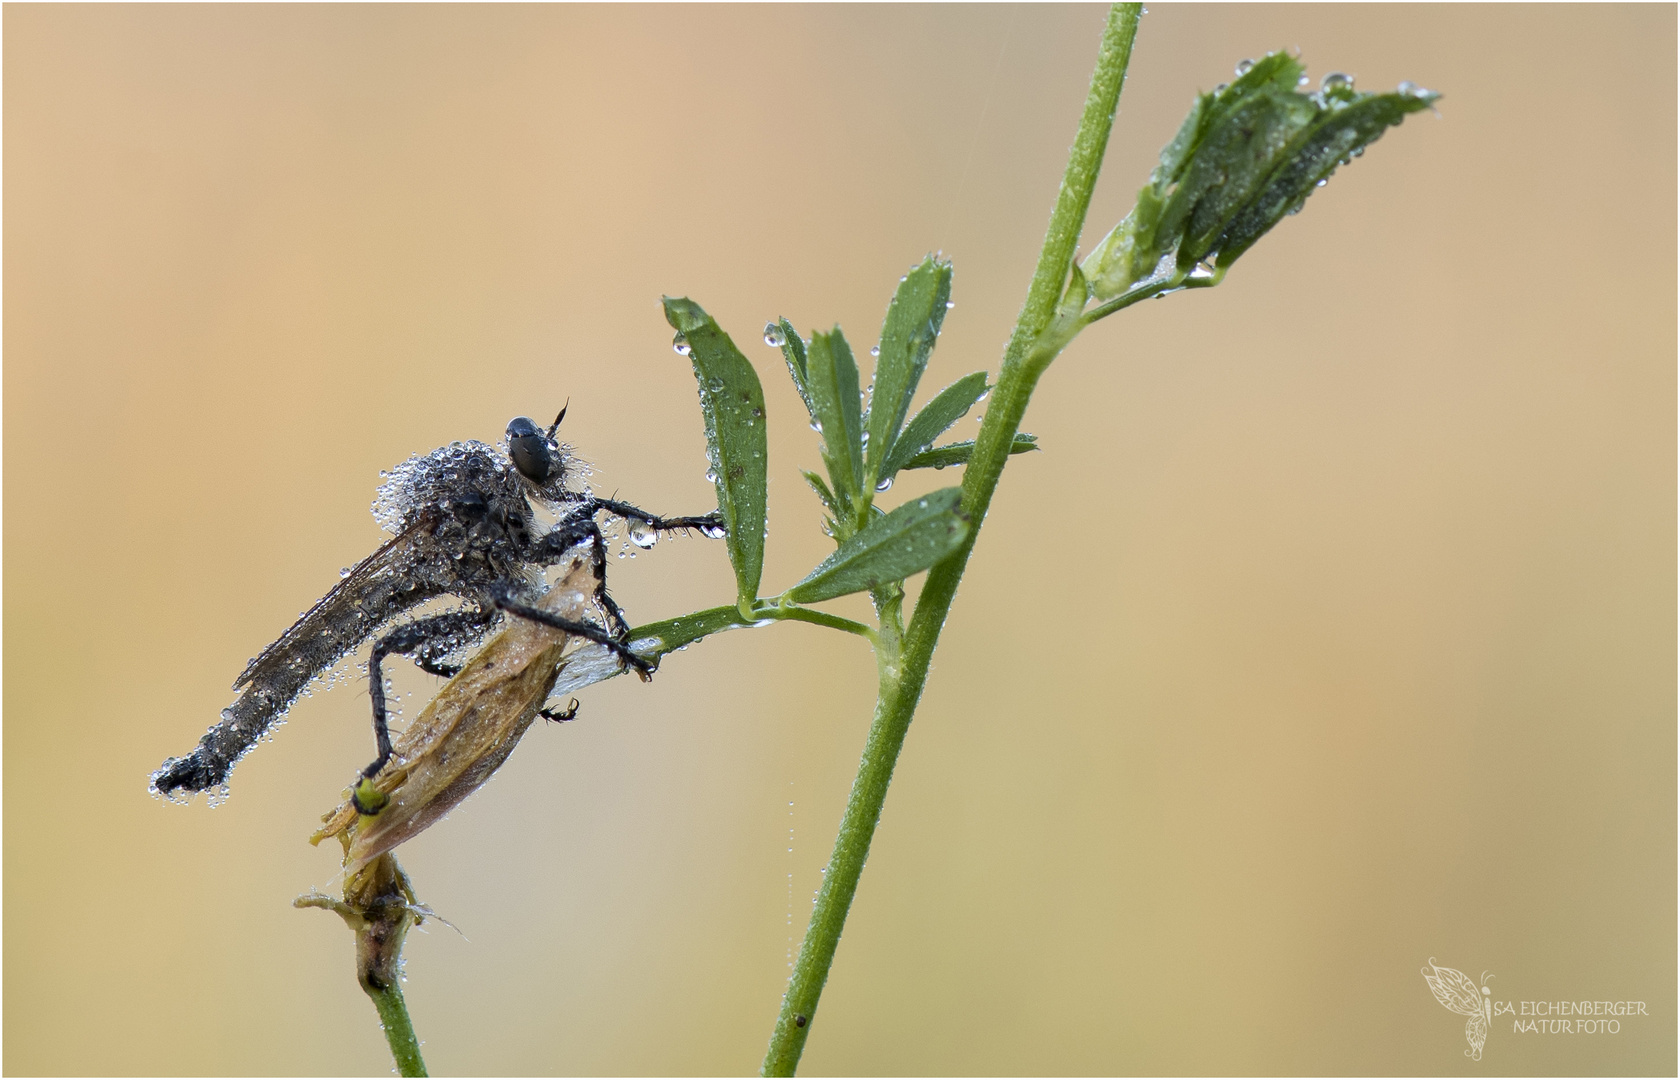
[369,984,427,1078]
[761,4,1143,1074]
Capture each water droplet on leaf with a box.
[1235,58,1254,76]
[763,323,785,347]
[875,477,893,492]
[672,332,691,356]
[626,519,658,549]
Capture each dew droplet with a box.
[705,468,719,484]
[869,346,880,357]
[699,521,727,539]
[763,322,785,347]
[1235,58,1254,76]
[1213,82,1229,93]
[875,477,893,492]
[626,519,658,549]
[1321,71,1354,92]
[672,332,691,356]
[1188,260,1216,282]
[1298,74,1310,88]
[1315,178,1328,188]
[809,419,823,433]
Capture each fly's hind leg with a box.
[354,607,495,814]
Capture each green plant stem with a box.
[760,6,1142,1075]
[759,603,881,645]
[368,982,427,1077]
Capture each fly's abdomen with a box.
[152,515,445,799]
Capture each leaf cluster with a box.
[1081,52,1438,303]
[660,257,1038,623]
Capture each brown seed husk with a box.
[313,551,606,873]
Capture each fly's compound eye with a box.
[506,416,555,483]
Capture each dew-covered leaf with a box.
[1213,88,1436,265]
[775,318,814,417]
[802,469,838,516]
[663,297,768,605]
[786,487,969,604]
[865,256,953,485]
[879,371,989,480]
[805,329,866,506]
[631,604,756,661]
[1082,52,1438,299]
[900,433,1038,471]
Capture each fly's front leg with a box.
[581,496,727,539]
[355,608,494,814]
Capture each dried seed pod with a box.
[313,552,607,873]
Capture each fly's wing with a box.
[313,550,601,872]
[1421,959,1485,1018]
[152,509,446,798]
[233,508,443,692]
[1463,1011,1487,1060]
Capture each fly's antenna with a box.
[547,401,570,442]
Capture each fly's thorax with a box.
[373,440,520,535]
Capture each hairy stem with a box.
[368,983,428,1077]
[761,5,1142,1074]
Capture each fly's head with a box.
[506,407,580,506]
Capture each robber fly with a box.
[151,407,724,806]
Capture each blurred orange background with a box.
[5,5,1674,1075]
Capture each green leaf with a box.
[879,371,990,480]
[901,433,1038,471]
[629,604,756,664]
[776,319,814,417]
[662,297,768,607]
[805,329,866,506]
[865,256,953,484]
[1082,53,1438,299]
[786,487,969,604]
[801,469,837,515]
[1213,88,1437,266]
